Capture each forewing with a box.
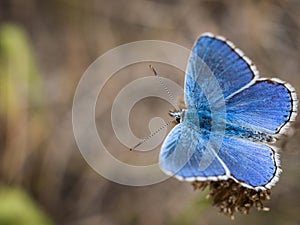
[159,123,228,181]
[184,33,257,109]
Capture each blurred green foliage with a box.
[0,23,43,117]
[0,23,46,184]
[0,187,54,225]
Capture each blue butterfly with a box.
[159,33,298,190]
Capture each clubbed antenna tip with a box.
[149,64,158,76]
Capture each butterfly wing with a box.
[226,79,297,135]
[186,33,297,135]
[159,123,228,181]
[160,124,280,189]
[218,136,280,190]
[160,124,281,189]
[184,33,258,109]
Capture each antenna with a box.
[129,65,181,151]
[149,65,180,111]
[130,119,174,151]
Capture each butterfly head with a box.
[168,110,183,124]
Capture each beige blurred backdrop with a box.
[0,0,300,225]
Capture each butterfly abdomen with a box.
[225,123,275,143]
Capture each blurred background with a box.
[0,0,300,224]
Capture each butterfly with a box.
[159,33,298,190]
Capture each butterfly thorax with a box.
[169,109,212,132]
[181,109,200,125]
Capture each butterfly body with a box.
[172,109,275,143]
[160,33,298,190]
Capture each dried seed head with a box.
[192,179,271,218]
